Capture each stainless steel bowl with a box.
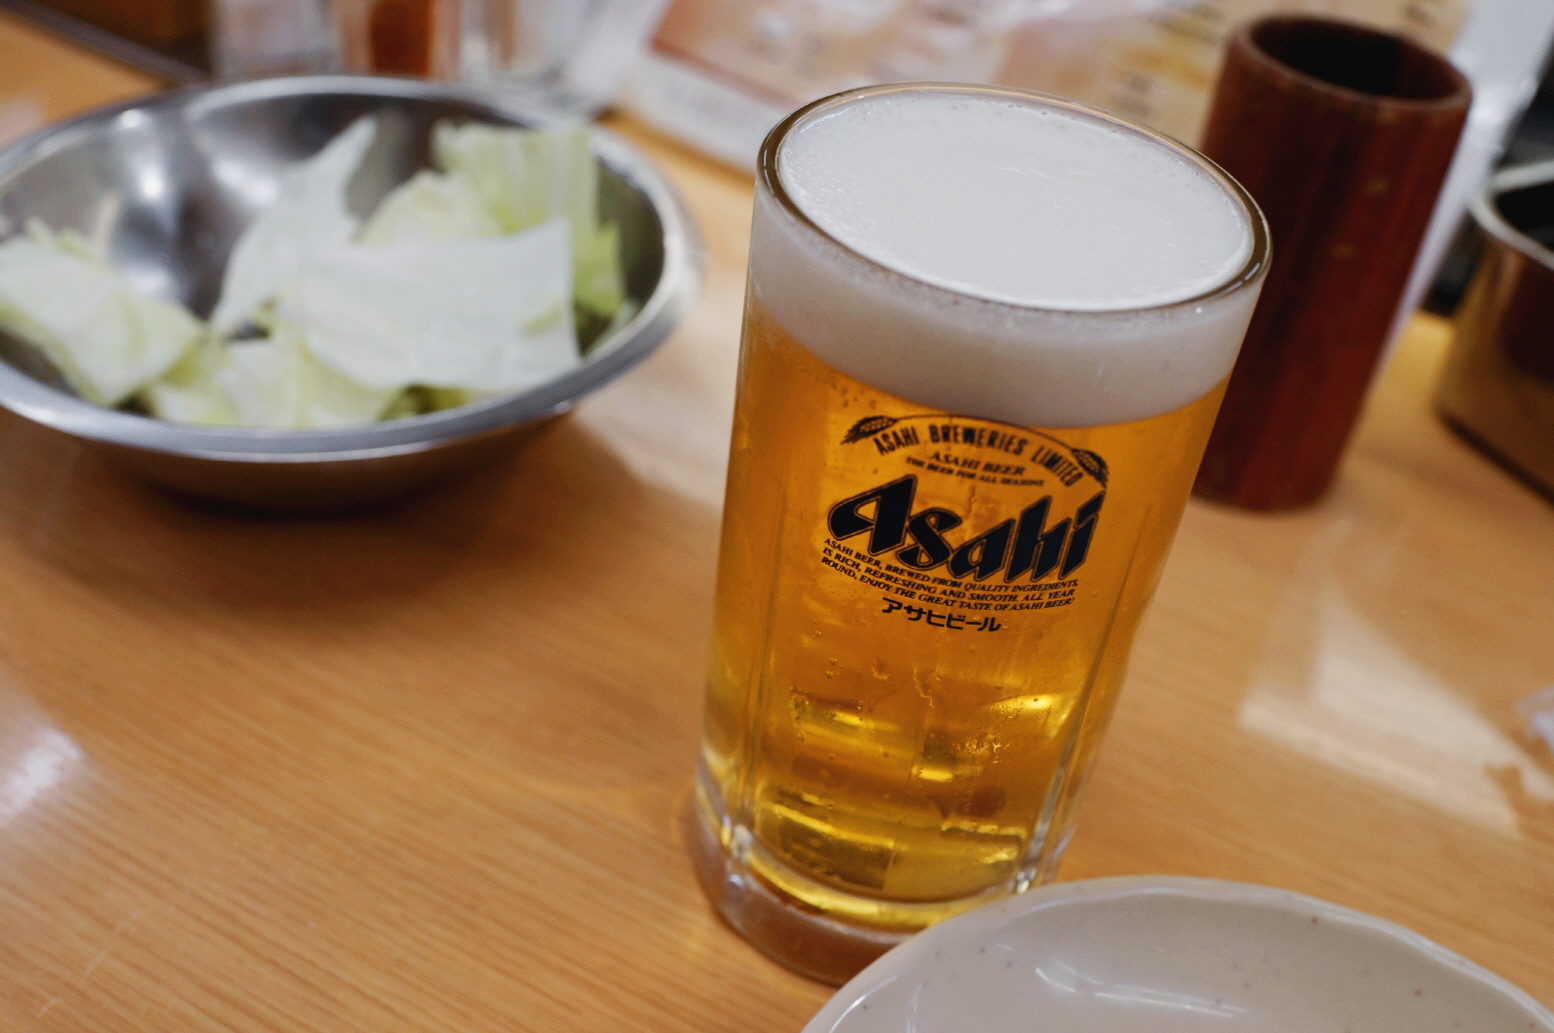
[0,75,700,510]
[1437,159,1554,498]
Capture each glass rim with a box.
[757,82,1272,319]
[1236,15,1473,112]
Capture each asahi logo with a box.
[827,475,1104,582]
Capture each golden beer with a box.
[693,84,1268,982]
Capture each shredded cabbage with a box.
[0,115,626,429]
[146,317,401,428]
[0,221,203,405]
[432,121,626,322]
[284,217,576,393]
[210,117,376,336]
[358,168,501,245]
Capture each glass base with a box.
[688,796,908,985]
[688,768,1078,984]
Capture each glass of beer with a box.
[691,83,1270,983]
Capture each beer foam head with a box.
[754,86,1269,427]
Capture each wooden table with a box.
[1,12,1551,1029]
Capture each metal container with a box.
[1439,161,1554,499]
[0,75,700,510]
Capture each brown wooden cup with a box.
[1193,16,1471,509]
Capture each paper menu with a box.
[622,0,1470,167]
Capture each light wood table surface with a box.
[0,12,1551,1030]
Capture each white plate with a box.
[802,876,1554,1033]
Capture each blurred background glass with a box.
[460,0,670,114]
[212,0,333,78]
[0,0,668,115]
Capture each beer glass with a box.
[691,83,1270,983]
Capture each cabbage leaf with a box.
[144,316,400,428]
[209,117,377,335]
[433,122,626,322]
[284,217,577,393]
[0,221,202,405]
[358,168,501,245]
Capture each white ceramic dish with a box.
[802,876,1554,1033]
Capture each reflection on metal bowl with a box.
[1438,160,1554,500]
[0,75,700,511]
